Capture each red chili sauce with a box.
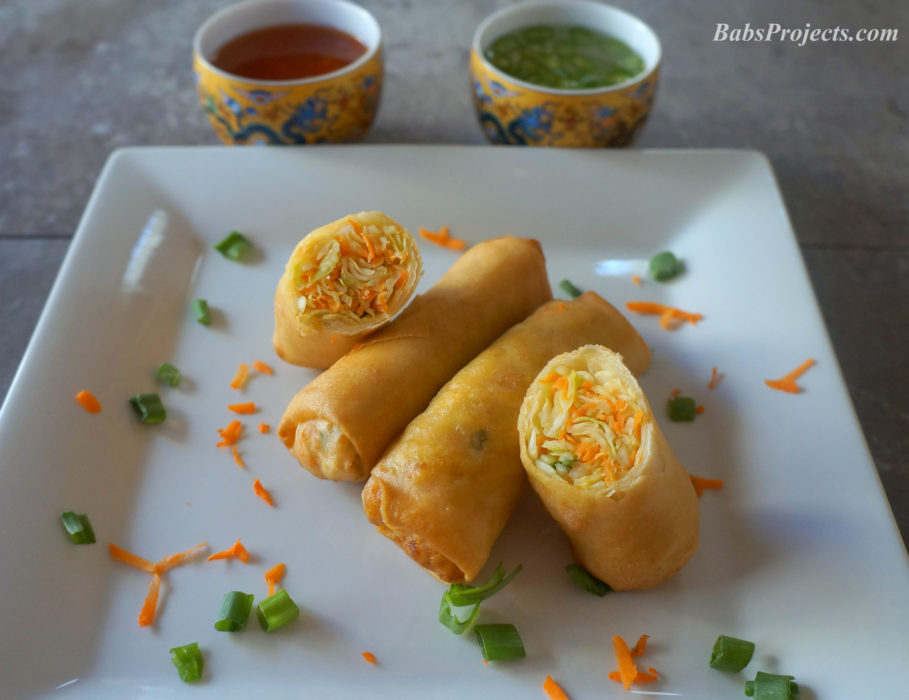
[211,23,367,81]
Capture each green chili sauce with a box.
[484,24,645,89]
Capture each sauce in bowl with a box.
[484,24,644,90]
[212,23,367,81]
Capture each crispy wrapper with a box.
[273,211,422,369]
[362,293,651,583]
[518,345,699,590]
[278,236,552,481]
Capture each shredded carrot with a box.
[258,422,271,434]
[207,539,250,563]
[690,474,724,497]
[612,636,637,690]
[670,388,681,397]
[626,301,703,330]
[231,444,245,468]
[696,405,705,414]
[252,360,273,375]
[153,542,208,575]
[330,334,339,344]
[216,419,243,447]
[629,634,650,657]
[138,573,161,627]
[557,302,566,311]
[108,543,155,573]
[418,225,468,251]
[765,357,816,393]
[543,675,571,700]
[228,402,256,414]
[708,366,722,389]
[229,362,250,389]
[75,389,102,414]
[362,651,377,665]
[265,562,286,596]
[608,669,659,684]
[253,478,275,507]
[631,274,642,286]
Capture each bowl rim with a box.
[471,0,662,96]
[192,0,382,87]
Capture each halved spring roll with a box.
[278,236,552,482]
[273,211,422,369]
[362,293,651,583]
[517,344,699,591]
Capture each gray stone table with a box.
[1,0,907,544]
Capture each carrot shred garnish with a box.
[252,360,273,375]
[108,543,155,573]
[228,402,256,414]
[75,389,102,414]
[265,562,286,596]
[630,634,650,657]
[362,651,377,665]
[612,636,637,690]
[708,366,722,389]
[419,226,468,251]
[696,405,705,414]
[154,542,208,575]
[138,573,161,627]
[216,419,243,447]
[230,362,250,389]
[765,357,816,393]
[258,422,271,434]
[207,539,250,563]
[543,675,571,700]
[670,388,681,397]
[690,474,724,498]
[631,274,642,286]
[626,301,703,330]
[253,478,275,507]
[231,444,245,468]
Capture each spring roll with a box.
[273,211,422,368]
[362,293,650,583]
[278,236,552,482]
[517,344,699,590]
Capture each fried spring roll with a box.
[517,344,699,590]
[362,293,651,583]
[278,236,552,482]
[273,211,422,368]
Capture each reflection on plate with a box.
[0,146,906,699]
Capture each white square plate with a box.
[1,146,906,699]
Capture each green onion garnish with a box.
[439,563,522,634]
[565,563,611,596]
[215,591,255,632]
[649,251,684,281]
[60,511,95,544]
[169,642,204,682]
[129,393,166,424]
[214,231,252,261]
[156,362,181,388]
[256,588,300,632]
[667,395,697,422]
[559,279,583,298]
[744,671,799,699]
[192,298,212,325]
[710,634,755,672]
[474,623,526,661]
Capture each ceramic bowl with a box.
[470,0,661,147]
[193,0,382,145]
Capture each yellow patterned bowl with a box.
[193,0,382,145]
[470,0,661,147]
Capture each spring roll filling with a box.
[295,219,412,323]
[527,365,648,493]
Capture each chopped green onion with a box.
[214,231,252,261]
[559,279,583,298]
[169,642,203,682]
[192,298,212,325]
[710,634,755,672]
[649,251,684,281]
[215,591,255,632]
[668,395,697,422]
[565,563,611,596]
[129,393,166,423]
[257,588,300,632]
[60,511,95,544]
[474,623,526,661]
[439,563,522,634]
[156,362,181,387]
[744,671,799,699]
